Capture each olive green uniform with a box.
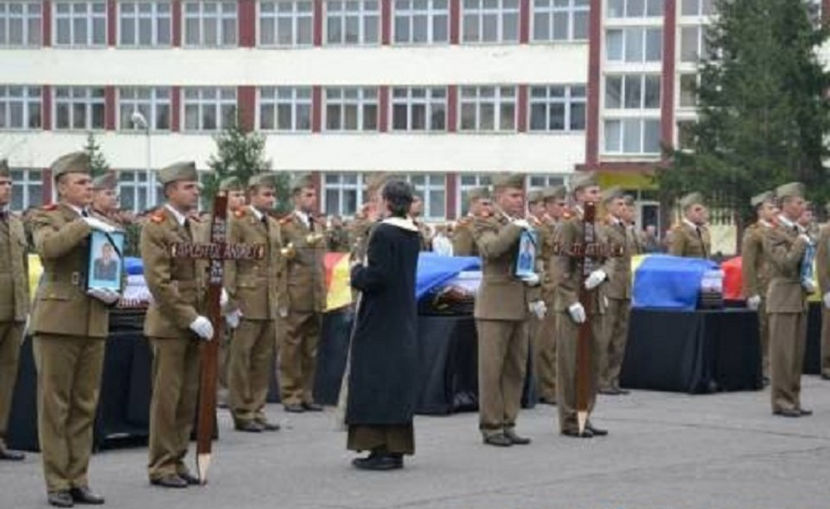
[599,217,633,391]
[669,221,711,259]
[815,224,830,378]
[742,221,773,377]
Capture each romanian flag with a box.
[324,253,353,311]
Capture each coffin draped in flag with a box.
[632,254,719,310]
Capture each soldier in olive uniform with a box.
[622,195,644,255]
[818,203,830,381]
[669,192,710,258]
[326,215,350,253]
[0,159,30,463]
[598,187,633,396]
[553,173,614,438]
[742,191,776,382]
[141,162,214,488]
[525,189,553,404]
[278,174,327,412]
[472,173,541,447]
[30,152,121,507]
[764,182,813,417]
[90,173,122,227]
[452,187,492,257]
[225,174,284,431]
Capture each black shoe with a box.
[150,474,188,488]
[48,491,74,508]
[562,429,594,438]
[234,421,264,433]
[178,471,201,486]
[821,374,830,381]
[0,448,25,461]
[284,404,304,413]
[504,429,531,445]
[388,453,404,468]
[482,433,513,447]
[586,424,609,436]
[773,408,801,418]
[538,398,557,406]
[352,454,402,471]
[69,487,104,505]
[258,420,281,431]
[798,408,813,416]
[302,402,324,412]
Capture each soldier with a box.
[598,187,633,396]
[669,192,710,259]
[326,215,350,253]
[141,162,215,488]
[452,187,492,257]
[349,173,389,263]
[0,159,29,463]
[553,172,614,438]
[742,191,776,383]
[30,152,121,506]
[278,174,327,413]
[525,189,552,404]
[764,182,813,418]
[622,195,644,255]
[90,173,121,226]
[225,174,284,432]
[816,202,830,381]
[410,194,433,251]
[472,173,541,447]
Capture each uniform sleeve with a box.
[553,221,579,308]
[350,227,391,294]
[763,229,808,274]
[140,221,200,328]
[668,227,685,257]
[451,225,473,256]
[473,220,522,260]
[741,230,760,298]
[31,210,92,260]
[817,227,830,295]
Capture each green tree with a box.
[83,132,110,177]
[657,0,830,225]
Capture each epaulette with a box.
[233,208,247,219]
[278,215,293,225]
[562,211,572,220]
[42,203,58,211]
[149,211,165,224]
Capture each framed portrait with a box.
[87,230,125,292]
[514,229,538,279]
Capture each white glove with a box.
[798,234,812,245]
[568,302,586,324]
[220,288,229,309]
[824,293,830,309]
[746,295,761,311]
[225,309,243,329]
[803,279,817,294]
[189,316,214,340]
[87,287,120,305]
[529,300,547,319]
[522,273,540,287]
[584,270,607,290]
[512,219,531,230]
[83,216,116,234]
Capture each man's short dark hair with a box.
[383,180,414,218]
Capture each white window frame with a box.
[53,86,106,130]
[457,173,492,217]
[117,169,162,213]
[183,87,238,132]
[0,85,41,130]
[528,84,586,132]
[392,0,449,44]
[530,0,588,42]
[0,1,41,46]
[324,87,378,132]
[118,87,172,131]
[404,173,446,220]
[462,0,519,43]
[679,0,713,17]
[605,26,662,63]
[53,0,107,47]
[602,117,661,155]
[527,174,565,190]
[604,73,661,110]
[324,0,380,45]
[390,86,447,132]
[10,168,43,211]
[118,0,172,47]
[183,0,238,47]
[458,85,516,132]
[606,0,663,19]
[258,0,313,47]
[322,172,364,217]
[258,86,312,131]
[679,24,709,63]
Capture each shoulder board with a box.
[42,203,58,211]
[279,215,292,225]
[233,208,247,219]
[562,211,572,220]
[149,209,166,224]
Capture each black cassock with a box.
[346,219,420,426]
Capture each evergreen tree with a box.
[83,132,110,177]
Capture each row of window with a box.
[0,0,589,47]
[607,0,713,19]
[604,24,710,65]
[0,84,587,133]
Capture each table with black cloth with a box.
[620,308,763,393]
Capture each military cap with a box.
[290,173,314,194]
[679,192,705,210]
[467,186,491,202]
[218,176,244,192]
[750,190,775,208]
[248,172,278,189]
[51,152,91,179]
[527,190,544,204]
[542,185,567,201]
[92,172,117,190]
[570,172,598,193]
[600,186,624,205]
[157,161,198,185]
[364,172,390,194]
[623,194,636,206]
[491,173,525,191]
[0,159,9,178]
[775,182,805,200]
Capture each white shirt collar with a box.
[382,216,419,232]
[683,218,701,230]
[759,219,773,228]
[165,204,188,227]
[294,209,310,226]
[776,214,802,232]
[64,203,87,218]
[250,205,264,221]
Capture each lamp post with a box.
[130,111,151,208]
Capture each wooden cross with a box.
[171,192,264,484]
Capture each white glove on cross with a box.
[746,295,761,311]
[529,300,547,319]
[584,270,607,290]
[522,273,540,287]
[225,309,243,329]
[189,316,214,340]
[803,279,817,294]
[568,302,586,324]
[83,216,116,234]
[512,219,531,230]
[87,288,120,305]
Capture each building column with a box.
[313,0,324,46]
[42,85,52,130]
[447,85,458,132]
[445,172,458,220]
[171,86,181,132]
[450,0,460,44]
[312,86,323,132]
[584,0,602,169]
[107,0,117,46]
[381,0,392,44]
[378,86,389,132]
[517,84,528,132]
[42,169,53,206]
[172,0,182,46]
[105,86,116,130]
[239,0,256,47]
[660,0,677,153]
[519,0,530,44]
[237,86,256,131]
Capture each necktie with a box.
[81,209,89,218]
[0,211,6,221]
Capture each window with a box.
[259,0,312,46]
[0,85,41,129]
[184,0,237,47]
[606,0,663,18]
[0,1,41,46]
[325,0,379,45]
[605,74,660,109]
[391,87,446,132]
[54,87,105,130]
[458,173,491,216]
[529,85,585,131]
[679,73,697,108]
[606,27,662,63]
[10,169,42,211]
[325,87,378,131]
[323,173,363,216]
[528,174,564,189]
[406,174,445,219]
[118,1,171,46]
[680,0,713,17]
[532,0,588,41]
[259,86,312,131]
[459,86,516,131]
[462,0,518,43]
[54,1,107,46]
[183,87,237,131]
[680,25,709,62]
[677,120,695,150]
[118,87,171,130]
[118,170,161,213]
[393,0,448,44]
[603,118,660,154]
